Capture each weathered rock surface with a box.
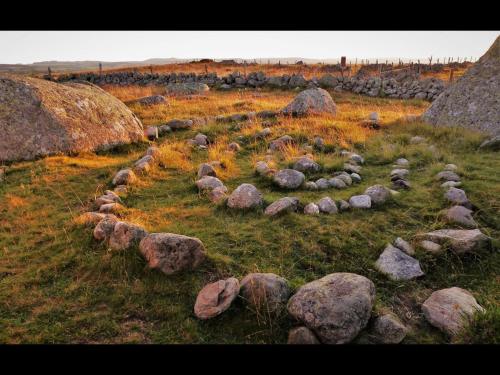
[371,314,408,344]
[197,163,217,179]
[422,36,500,136]
[264,197,299,216]
[126,94,166,106]
[417,229,490,254]
[166,82,209,96]
[287,273,376,344]
[282,88,337,117]
[444,187,472,208]
[419,240,444,254]
[437,171,461,182]
[112,169,137,186]
[0,74,144,162]
[375,244,424,281]
[93,216,119,242]
[328,177,347,189]
[317,197,338,214]
[195,176,224,191]
[365,185,391,205]
[194,278,240,320]
[273,169,305,189]
[227,183,263,209]
[293,156,321,173]
[393,237,415,256]
[109,221,148,251]
[287,327,321,344]
[304,203,320,215]
[139,233,206,275]
[442,205,477,228]
[349,195,371,209]
[240,273,291,312]
[422,287,485,336]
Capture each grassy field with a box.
[0,88,498,344]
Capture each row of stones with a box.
[76,142,490,344]
[192,153,490,343]
[54,70,445,101]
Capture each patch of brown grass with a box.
[157,141,194,172]
[207,137,240,180]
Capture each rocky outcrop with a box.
[422,36,500,136]
[0,74,144,162]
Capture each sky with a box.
[0,31,498,64]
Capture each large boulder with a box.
[287,273,375,344]
[422,36,500,136]
[282,88,337,117]
[0,75,144,162]
[227,183,263,209]
[422,287,485,336]
[139,233,206,275]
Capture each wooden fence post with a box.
[99,62,102,76]
[48,67,52,80]
[449,68,455,83]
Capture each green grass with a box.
[0,93,498,344]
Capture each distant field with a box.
[0,88,498,344]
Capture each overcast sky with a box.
[0,31,498,64]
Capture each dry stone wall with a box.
[51,70,446,101]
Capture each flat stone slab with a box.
[264,197,299,216]
[349,195,371,209]
[441,205,477,228]
[417,229,490,254]
[375,244,424,280]
[194,278,240,320]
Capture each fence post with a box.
[99,62,102,77]
[150,65,153,74]
[48,67,52,80]
[449,68,455,83]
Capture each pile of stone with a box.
[54,70,446,101]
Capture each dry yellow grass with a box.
[157,140,194,172]
[207,137,240,181]
[75,61,472,83]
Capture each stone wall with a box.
[50,70,447,101]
